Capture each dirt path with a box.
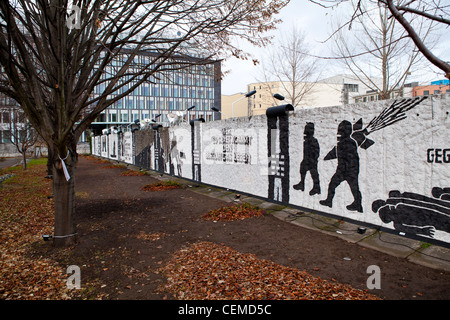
[48,157,450,300]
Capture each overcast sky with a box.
[221,1,450,95]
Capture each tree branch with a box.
[384,0,450,78]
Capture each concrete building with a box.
[246,75,377,116]
[413,80,450,97]
[220,93,249,119]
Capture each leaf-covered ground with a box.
[141,181,183,192]
[0,159,70,300]
[202,202,266,221]
[2,156,448,301]
[1,158,378,300]
[120,169,149,176]
[158,241,380,300]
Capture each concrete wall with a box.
[92,94,450,247]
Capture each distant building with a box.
[413,81,450,97]
[1,51,222,148]
[88,52,221,138]
[246,75,376,115]
[221,93,249,119]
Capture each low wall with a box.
[92,94,450,247]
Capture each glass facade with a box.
[89,52,221,132]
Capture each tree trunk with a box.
[46,146,54,178]
[52,150,78,247]
[22,151,27,170]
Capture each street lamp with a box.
[130,119,140,132]
[151,113,162,122]
[273,93,285,101]
[231,89,257,118]
[186,105,195,122]
[211,107,229,120]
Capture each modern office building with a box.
[1,50,222,150]
[88,52,222,138]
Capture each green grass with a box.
[28,158,48,166]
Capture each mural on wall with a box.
[122,132,133,164]
[109,134,117,159]
[372,187,450,238]
[267,105,293,203]
[293,123,321,196]
[153,128,165,173]
[319,96,428,213]
[191,120,203,182]
[205,127,254,165]
[169,134,183,177]
[91,94,450,246]
[101,136,107,153]
[433,187,450,201]
[96,136,101,156]
[320,120,363,212]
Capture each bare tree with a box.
[330,1,433,99]
[257,26,320,107]
[7,108,39,170]
[309,0,450,80]
[0,0,289,246]
[381,0,450,79]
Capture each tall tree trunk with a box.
[52,148,78,247]
[46,146,53,178]
[22,150,27,170]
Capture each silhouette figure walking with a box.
[320,120,362,213]
[293,123,320,195]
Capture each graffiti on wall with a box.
[316,97,428,213]
[92,95,450,245]
[267,105,293,203]
[191,120,202,181]
[320,119,363,212]
[205,128,253,164]
[293,122,321,196]
[372,187,450,238]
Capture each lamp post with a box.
[186,105,195,122]
[151,113,162,123]
[130,119,140,132]
[273,93,285,101]
[231,89,257,118]
[211,107,229,120]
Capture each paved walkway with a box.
[147,170,450,273]
[0,157,22,170]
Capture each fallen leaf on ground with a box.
[202,202,265,221]
[158,241,381,300]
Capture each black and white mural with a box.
[293,122,321,196]
[267,104,293,203]
[320,119,363,212]
[372,188,450,239]
[92,94,450,246]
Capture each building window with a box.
[1,111,10,123]
[423,90,429,96]
[344,83,359,92]
[121,111,129,123]
[109,112,117,123]
[2,131,11,143]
